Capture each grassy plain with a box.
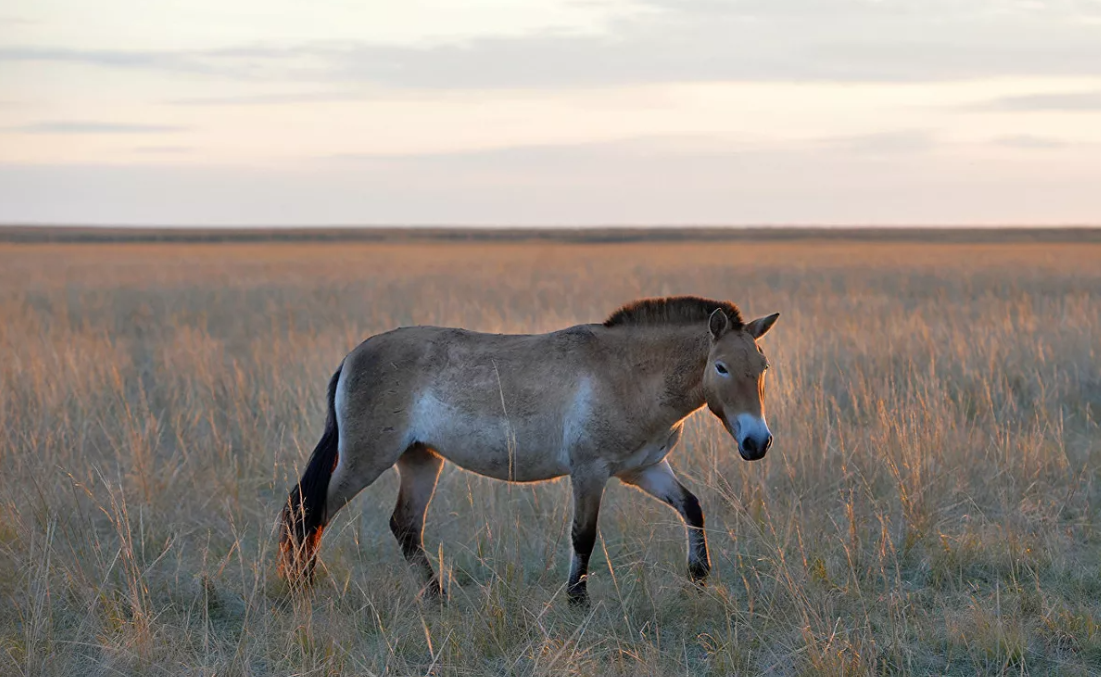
[1,236,1100,675]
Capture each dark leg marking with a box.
[389,443,445,598]
[680,491,710,583]
[618,460,710,585]
[567,474,606,607]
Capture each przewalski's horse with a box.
[278,296,779,606]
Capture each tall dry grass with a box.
[1,239,1099,675]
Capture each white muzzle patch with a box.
[733,413,772,460]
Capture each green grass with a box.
[1,239,1099,675]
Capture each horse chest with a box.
[615,425,684,474]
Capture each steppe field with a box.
[3,232,1101,676]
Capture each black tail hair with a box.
[278,364,343,583]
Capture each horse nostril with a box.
[764,435,773,452]
[742,437,758,456]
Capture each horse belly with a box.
[408,391,570,482]
[445,437,570,482]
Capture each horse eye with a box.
[715,363,729,375]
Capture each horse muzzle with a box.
[738,433,772,461]
[733,413,772,461]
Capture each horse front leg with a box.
[617,459,710,585]
[566,472,607,607]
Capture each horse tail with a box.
[278,363,343,585]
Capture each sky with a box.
[1,0,1100,226]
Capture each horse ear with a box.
[746,312,780,339]
[708,308,731,339]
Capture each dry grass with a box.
[1,238,1100,676]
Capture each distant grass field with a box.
[2,237,1100,676]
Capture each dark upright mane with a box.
[603,296,744,329]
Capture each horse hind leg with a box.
[282,410,408,588]
[390,443,445,599]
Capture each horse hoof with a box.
[566,590,590,608]
[279,566,316,594]
[419,579,447,603]
[688,562,710,587]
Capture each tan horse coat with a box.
[279,296,779,605]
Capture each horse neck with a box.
[631,324,710,419]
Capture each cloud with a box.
[1,46,188,70]
[11,121,190,134]
[321,135,789,175]
[2,2,1100,87]
[820,130,937,155]
[167,91,368,106]
[976,90,1101,111]
[0,46,284,80]
[320,132,939,175]
[991,135,1069,149]
[4,146,1100,226]
[134,145,194,153]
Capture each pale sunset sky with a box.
[1,0,1100,226]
